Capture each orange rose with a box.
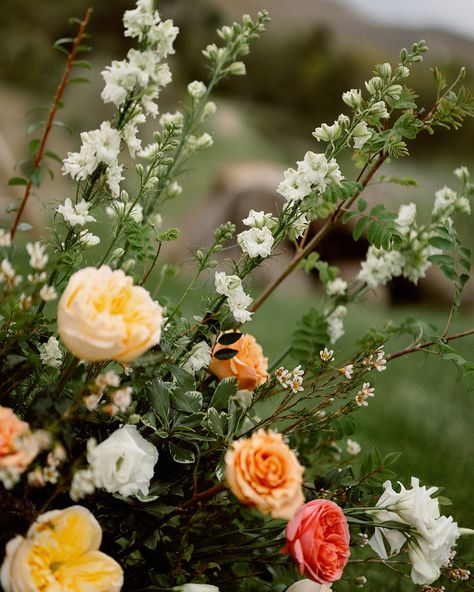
[225,429,305,520]
[209,333,268,390]
[0,406,39,475]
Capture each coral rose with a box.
[225,429,304,520]
[57,266,163,362]
[0,406,39,475]
[285,500,350,585]
[0,505,123,592]
[209,333,268,390]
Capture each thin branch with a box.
[10,8,93,240]
[386,328,474,361]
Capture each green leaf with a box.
[69,76,90,84]
[209,378,237,411]
[353,217,367,241]
[291,308,328,364]
[342,210,358,224]
[205,407,226,437]
[28,138,41,156]
[170,390,203,414]
[8,177,27,186]
[357,198,367,212]
[147,378,170,427]
[169,442,195,464]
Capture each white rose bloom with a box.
[183,341,212,374]
[408,515,460,585]
[88,425,158,497]
[237,227,274,258]
[369,477,463,585]
[287,581,331,592]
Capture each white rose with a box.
[183,341,212,374]
[287,580,331,592]
[88,425,158,497]
[57,266,163,362]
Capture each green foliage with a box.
[352,203,401,249]
[291,308,328,364]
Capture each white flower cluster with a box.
[369,477,466,585]
[215,272,252,324]
[355,382,375,407]
[362,347,387,372]
[62,122,123,197]
[39,336,63,368]
[275,365,304,393]
[57,198,96,227]
[102,0,177,121]
[326,277,347,297]
[357,246,404,289]
[237,209,275,258]
[277,151,344,203]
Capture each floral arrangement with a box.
[1,2,474,591]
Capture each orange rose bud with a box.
[209,333,268,391]
[225,429,305,520]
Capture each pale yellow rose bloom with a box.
[57,266,163,362]
[0,505,123,592]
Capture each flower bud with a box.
[312,121,342,143]
[187,80,207,100]
[377,62,392,79]
[228,61,247,76]
[112,248,125,259]
[365,76,384,95]
[342,88,363,109]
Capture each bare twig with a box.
[10,8,93,240]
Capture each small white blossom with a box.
[202,101,217,119]
[26,242,48,270]
[374,349,387,372]
[340,364,354,379]
[289,375,304,394]
[326,277,347,297]
[237,227,274,258]
[454,166,469,183]
[95,371,121,392]
[396,203,417,233]
[346,438,361,455]
[320,348,334,362]
[342,88,363,109]
[39,336,63,368]
[0,229,11,247]
[352,121,372,149]
[312,121,342,143]
[70,469,96,501]
[187,80,207,99]
[214,272,253,324]
[275,366,291,388]
[242,210,274,229]
[39,285,57,302]
[57,198,96,227]
[183,341,212,374]
[79,230,100,247]
[357,246,404,289]
[106,200,143,224]
[365,76,383,95]
[277,167,312,202]
[355,576,367,587]
[159,110,184,128]
[112,387,133,412]
[327,305,347,344]
[355,382,375,407]
[84,394,101,411]
[370,100,390,119]
[19,293,32,311]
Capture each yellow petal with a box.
[54,551,124,592]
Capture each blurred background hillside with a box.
[1,1,474,586]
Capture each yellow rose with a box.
[209,333,268,390]
[225,429,305,520]
[0,505,123,592]
[57,266,163,362]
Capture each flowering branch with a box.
[10,8,93,240]
[250,152,387,313]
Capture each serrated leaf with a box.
[169,442,195,464]
[209,377,237,411]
